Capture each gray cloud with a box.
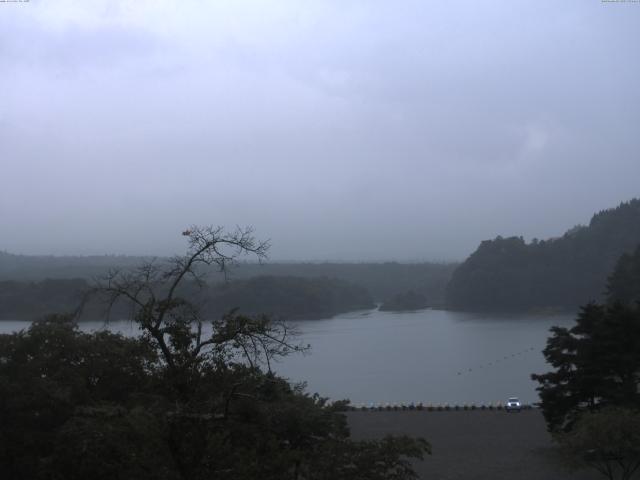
[1,0,639,260]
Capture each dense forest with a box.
[0,275,374,321]
[446,199,640,311]
[0,253,456,305]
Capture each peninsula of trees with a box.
[0,276,374,322]
[203,276,374,319]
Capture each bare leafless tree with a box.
[92,225,306,373]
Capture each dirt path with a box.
[347,410,600,480]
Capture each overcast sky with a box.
[1,0,639,261]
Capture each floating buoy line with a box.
[455,346,538,376]
[347,403,536,412]
[340,346,542,412]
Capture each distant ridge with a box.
[446,198,640,311]
[0,252,456,306]
[0,252,151,281]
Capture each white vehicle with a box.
[505,397,522,412]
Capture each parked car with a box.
[505,397,522,412]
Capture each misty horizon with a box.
[0,197,633,263]
[2,196,636,263]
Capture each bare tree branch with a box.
[91,225,301,377]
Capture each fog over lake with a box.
[2,309,573,405]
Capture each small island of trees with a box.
[379,290,429,312]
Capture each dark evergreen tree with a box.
[532,302,640,432]
[607,244,640,306]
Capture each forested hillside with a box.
[446,199,640,311]
[0,276,374,321]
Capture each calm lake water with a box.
[0,309,574,405]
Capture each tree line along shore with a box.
[1,198,639,321]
